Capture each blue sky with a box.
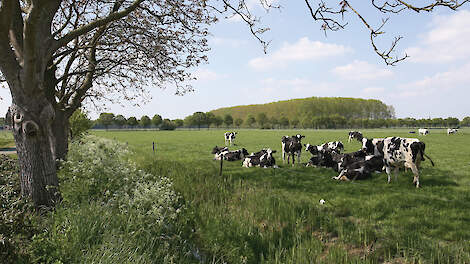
[1,1,469,120]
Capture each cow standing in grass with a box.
[224,132,237,146]
[281,135,305,166]
[376,137,434,187]
[418,128,429,135]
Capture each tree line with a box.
[210,97,396,122]
[88,111,470,130]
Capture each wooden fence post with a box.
[219,156,224,176]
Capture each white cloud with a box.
[394,62,470,98]
[249,37,352,70]
[192,69,227,82]
[406,10,470,63]
[332,60,393,81]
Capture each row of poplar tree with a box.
[92,112,470,130]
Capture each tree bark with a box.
[9,102,61,208]
[51,109,70,161]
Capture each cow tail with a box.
[423,153,435,167]
[419,142,434,166]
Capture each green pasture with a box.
[1,128,469,263]
[94,129,470,263]
[93,128,470,263]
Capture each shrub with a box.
[30,135,194,263]
[0,155,39,263]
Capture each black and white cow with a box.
[418,128,429,136]
[325,141,344,154]
[361,138,385,156]
[222,148,249,161]
[348,131,363,143]
[333,155,384,181]
[305,144,341,170]
[304,141,344,156]
[336,150,367,172]
[447,128,458,135]
[378,137,434,187]
[224,131,237,146]
[281,135,305,165]
[243,148,277,168]
[212,146,229,160]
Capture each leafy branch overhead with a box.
[304,0,469,65]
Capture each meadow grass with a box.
[94,128,470,263]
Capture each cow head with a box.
[293,134,305,142]
[212,146,227,154]
[241,148,249,157]
[304,143,318,155]
[281,136,290,143]
[335,141,344,153]
[361,138,374,154]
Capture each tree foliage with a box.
[69,109,92,140]
[152,114,163,128]
[127,117,138,128]
[97,113,115,130]
[211,97,395,122]
[139,115,151,128]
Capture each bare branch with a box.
[53,0,144,53]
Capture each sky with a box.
[1,1,469,120]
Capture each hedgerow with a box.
[29,135,195,263]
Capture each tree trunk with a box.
[9,103,61,208]
[51,109,70,161]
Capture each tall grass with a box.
[96,128,470,263]
[29,135,198,263]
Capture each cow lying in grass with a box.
[243,148,278,168]
[348,131,363,143]
[304,141,344,155]
[304,142,345,170]
[447,128,458,135]
[222,148,249,161]
[333,155,384,181]
[212,146,228,160]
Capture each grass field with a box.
[93,128,470,263]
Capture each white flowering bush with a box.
[59,135,138,203]
[34,135,190,263]
[122,178,184,232]
[59,135,184,225]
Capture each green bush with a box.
[29,135,196,263]
[0,155,39,263]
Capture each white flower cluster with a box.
[61,135,184,229]
[124,178,183,228]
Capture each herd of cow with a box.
[212,130,443,188]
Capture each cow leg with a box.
[297,152,301,164]
[385,166,392,183]
[292,154,295,167]
[281,143,286,163]
[410,164,420,188]
[394,167,399,182]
